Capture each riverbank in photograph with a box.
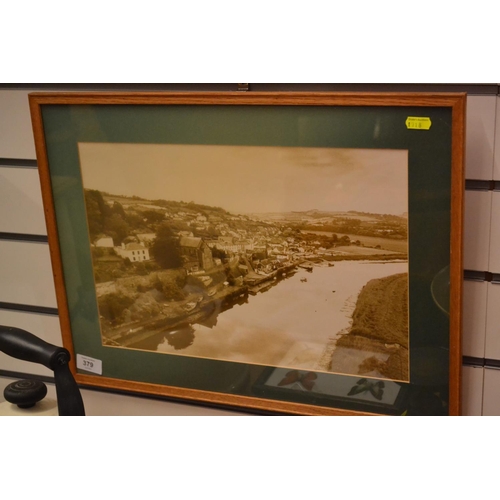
[326,272,408,381]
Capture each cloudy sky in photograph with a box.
[78,143,408,215]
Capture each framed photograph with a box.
[29,92,465,415]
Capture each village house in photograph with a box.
[115,242,150,262]
[95,236,114,248]
[179,236,215,272]
[93,235,151,261]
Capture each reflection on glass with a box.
[348,378,385,400]
[431,265,450,316]
[277,370,318,391]
[164,326,195,350]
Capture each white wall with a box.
[0,85,498,415]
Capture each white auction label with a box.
[76,354,102,375]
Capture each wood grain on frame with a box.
[449,95,466,416]
[28,91,466,108]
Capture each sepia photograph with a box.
[79,143,409,382]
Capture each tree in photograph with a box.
[105,213,130,245]
[85,189,108,240]
[84,190,131,244]
[143,210,165,225]
[211,246,227,260]
[324,234,339,249]
[98,293,135,324]
[339,235,351,246]
[151,224,182,269]
[205,225,219,238]
[126,212,144,230]
[111,201,127,219]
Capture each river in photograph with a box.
[153,260,408,373]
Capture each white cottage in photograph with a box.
[95,236,114,248]
[115,242,150,262]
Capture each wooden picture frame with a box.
[29,92,465,415]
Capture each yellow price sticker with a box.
[406,116,432,130]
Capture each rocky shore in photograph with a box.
[327,272,409,381]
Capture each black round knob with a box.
[4,379,48,408]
